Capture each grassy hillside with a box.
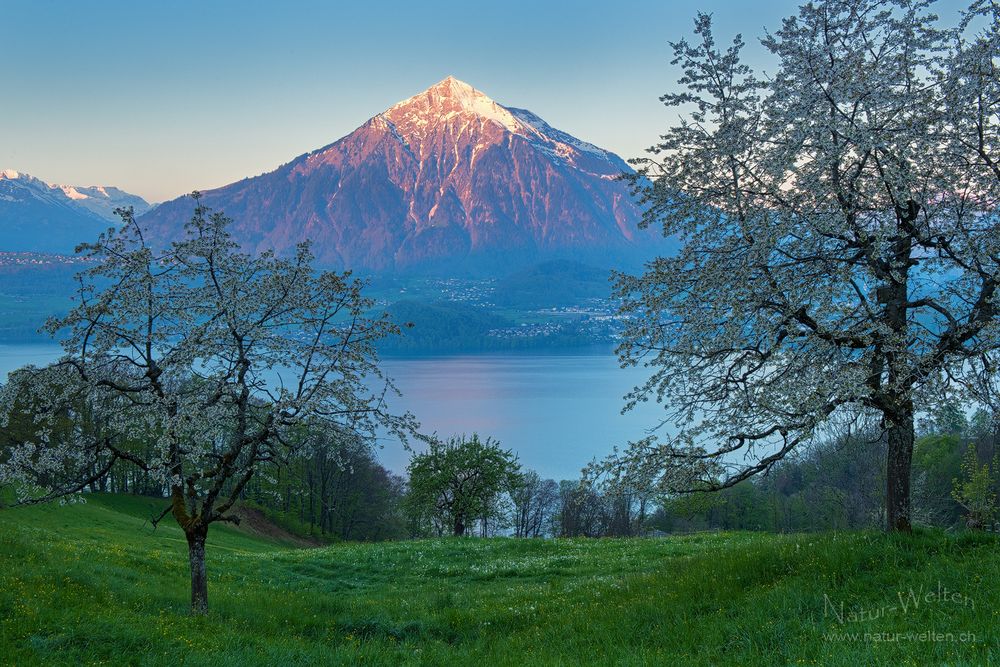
[1,495,998,665]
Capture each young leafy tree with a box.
[405,434,520,537]
[0,195,413,612]
[609,0,999,531]
[951,443,999,529]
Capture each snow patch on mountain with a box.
[60,186,89,200]
[504,107,607,157]
[384,76,526,136]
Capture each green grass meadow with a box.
[1,494,998,665]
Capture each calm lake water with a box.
[0,344,664,480]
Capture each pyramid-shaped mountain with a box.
[139,77,653,273]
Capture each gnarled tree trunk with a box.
[885,403,915,533]
[882,228,915,534]
[185,525,209,614]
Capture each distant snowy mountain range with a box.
[0,169,150,254]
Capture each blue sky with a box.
[0,0,965,202]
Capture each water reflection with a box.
[378,352,663,480]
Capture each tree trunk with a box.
[878,210,917,533]
[453,516,465,537]
[186,526,209,614]
[886,405,915,532]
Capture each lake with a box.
[0,344,665,481]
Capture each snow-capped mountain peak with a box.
[138,77,659,273]
[376,77,615,172]
[383,76,525,135]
